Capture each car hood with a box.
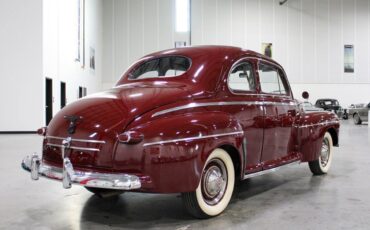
[43,83,190,169]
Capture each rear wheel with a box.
[308,132,333,175]
[85,187,124,198]
[354,114,362,125]
[182,148,235,218]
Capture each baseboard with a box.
[0,131,37,134]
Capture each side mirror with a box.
[302,91,309,100]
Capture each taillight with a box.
[37,127,47,136]
[117,131,144,144]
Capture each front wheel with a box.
[308,132,333,175]
[182,149,235,218]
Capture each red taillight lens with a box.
[37,127,47,136]
[117,131,144,144]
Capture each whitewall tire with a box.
[182,148,235,218]
[308,132,333,175]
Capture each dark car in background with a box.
[315,99,348,119]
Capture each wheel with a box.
[342,113,348,120]
[182,148,235,218]
[354,113,362,125]
[85,187,124,198]
[308,132,333,175]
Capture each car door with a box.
[224,59,265,174]
[257,61,299,169]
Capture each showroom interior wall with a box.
[102,0,190,89]
[0,0,43,132]
[44,0,104,118]
[191,0,370,106]
[0,0,104,132]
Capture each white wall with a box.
[191,0,370,107]
[44,0,104,116]
[0,0,43,131]
[102,0,190,89]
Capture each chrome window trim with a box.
[152,101,297,117]
[226,59,257,95]
[46,143,101,152]
[143,131,244,147]
[46,136,106,144]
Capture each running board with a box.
[243,161,300,180]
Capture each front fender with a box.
[299,111,340,162]
[114,111,243,193]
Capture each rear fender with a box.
[116,111,244,193]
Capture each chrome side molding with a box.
[143,131,244,147]
[46,136,106,144]
[152,101,297,117]
[243,161,300,180]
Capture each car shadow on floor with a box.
[78,167,326,229]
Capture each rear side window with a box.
[228,62,256,92]
[128,56,191,80]
[258,63,288,95]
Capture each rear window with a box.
[128,56,191,80]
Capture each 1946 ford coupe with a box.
[22,46,339,218]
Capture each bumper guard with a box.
[21,154,141,190]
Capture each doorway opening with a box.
[45,78,53,126]
[61,82,66,109]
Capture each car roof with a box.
[316,99,338,101]
[144,45,281,67]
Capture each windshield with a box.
[128,56,191,80]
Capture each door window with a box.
[258,63,288,95]
[228,62,256,92]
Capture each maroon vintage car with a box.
[22,46,339,218]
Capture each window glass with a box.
[258,63,288,95]
[228,62,255,92]
[128,56,191,80]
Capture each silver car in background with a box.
[348,103,370,125]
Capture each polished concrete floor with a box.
[1,120,369,230]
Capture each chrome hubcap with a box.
[201,159,227,205]
[320,138,330,167]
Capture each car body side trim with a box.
[243,161,299,180]
[46,136,106,144]
[299,121,340,128]
[152,101,297,117]
[143,131,244,147]
[46,143,101,152]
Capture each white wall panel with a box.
[328,0,343,84]
[301,0,315,83]
[103,0,183,87]
[315,0,329,83]
[190,0,370,106]
[0,0,43,131]
[245,0,260,52]
[355,0,369,83]
[231,0,245,47]
[217,0,232,45]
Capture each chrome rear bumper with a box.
[21,154,141,190]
